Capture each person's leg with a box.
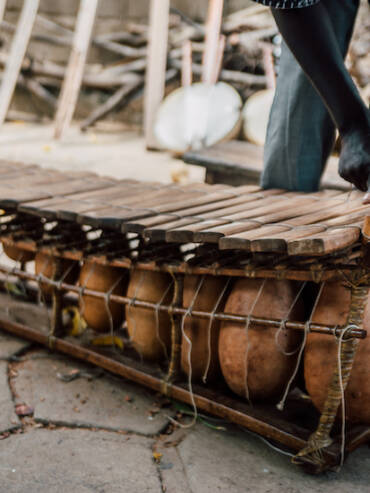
[262,0,360,192]
[271,0,370,192]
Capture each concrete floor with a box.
[0,122,205,184]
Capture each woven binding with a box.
[293,284,369,472]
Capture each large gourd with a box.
[181,275,227,382]
[2,242,35,263]
[219,279,304,401]
[35,252,79,298]
[79,261,127,333]
[126,269,173,361]
[2,216,42,263]
[304,282,370,424]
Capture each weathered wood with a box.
[0,50,143,89]
[0,0,40,126]
[18,74,57,109]
[1,161,367,257]
[170,58,267,86]
[287,226,362,256]
[0,0,6,23]
[202,0,224,84]
[123,186,268,233]
[80,77,143,130]
[54,0,99,139]
[214,34,226,84]
[183,140,350,191]
[144,0,170,149]
[181,40,193,87]
[0,177,114,209]
[363,216,370,238]
[19,180,151,218]
[251,208,370,253]
[93,36,146,58]
[219,198,368,252]
[165,192,345,243]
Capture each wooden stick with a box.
[93,31,146,46]
[81,68,177,131]
[0,0,40,127]
[213,34,226,84]
[144,0,170,150]
[260,42,276,90]
[80,77,143,131]
[93,36,146,58]
[18,74,57,109]
[0,0,6,23]
[6,110,44,123]
[35,14,72,38]
[224,4,268,24]
[54,0,99,139]
[36,15,146,57]
[170,58,266,86]
[287,226,362,256]
[202,0,224,85]
[181,40,193,87]
[0,19,70,47]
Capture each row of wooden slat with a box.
[0,161,368,257]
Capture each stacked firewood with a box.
[0,5,277,130]
[348,0,370,105]
[0,3,368,131]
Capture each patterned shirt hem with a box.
[252,0,320,8]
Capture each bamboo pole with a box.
[54,0,99,139]
[0,0,6,23]
[0,0,40,126]
[144,0,170,150]
[0,262,366,340]
[202,0,224,85]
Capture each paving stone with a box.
[156,445,191,493]
[0,292,50,333]
[0,292,49,361]
[178,424,370,493]
[0,428,161,493]
[0,361,19,433]
[0,330,31,360]
[13,352,171,435]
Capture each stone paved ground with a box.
[0,328,369,493]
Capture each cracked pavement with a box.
[0,328,370,493]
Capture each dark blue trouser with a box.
[261,0,360,192]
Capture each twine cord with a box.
[202,278,231,384]
[127,269,146,359]
[154,280,174,362]
[277,282,325,411]
[244,279,266,402]
[336,324,357,468]
[104,274,126,355]
[170,275,205,429]
[274,281,307,356]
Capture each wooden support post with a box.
[144,0,170,150]
[202,0,224,85]
[0,0,40,127]
[54,0,99,139]
[181,40,193,87]
[0,0,6,23]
